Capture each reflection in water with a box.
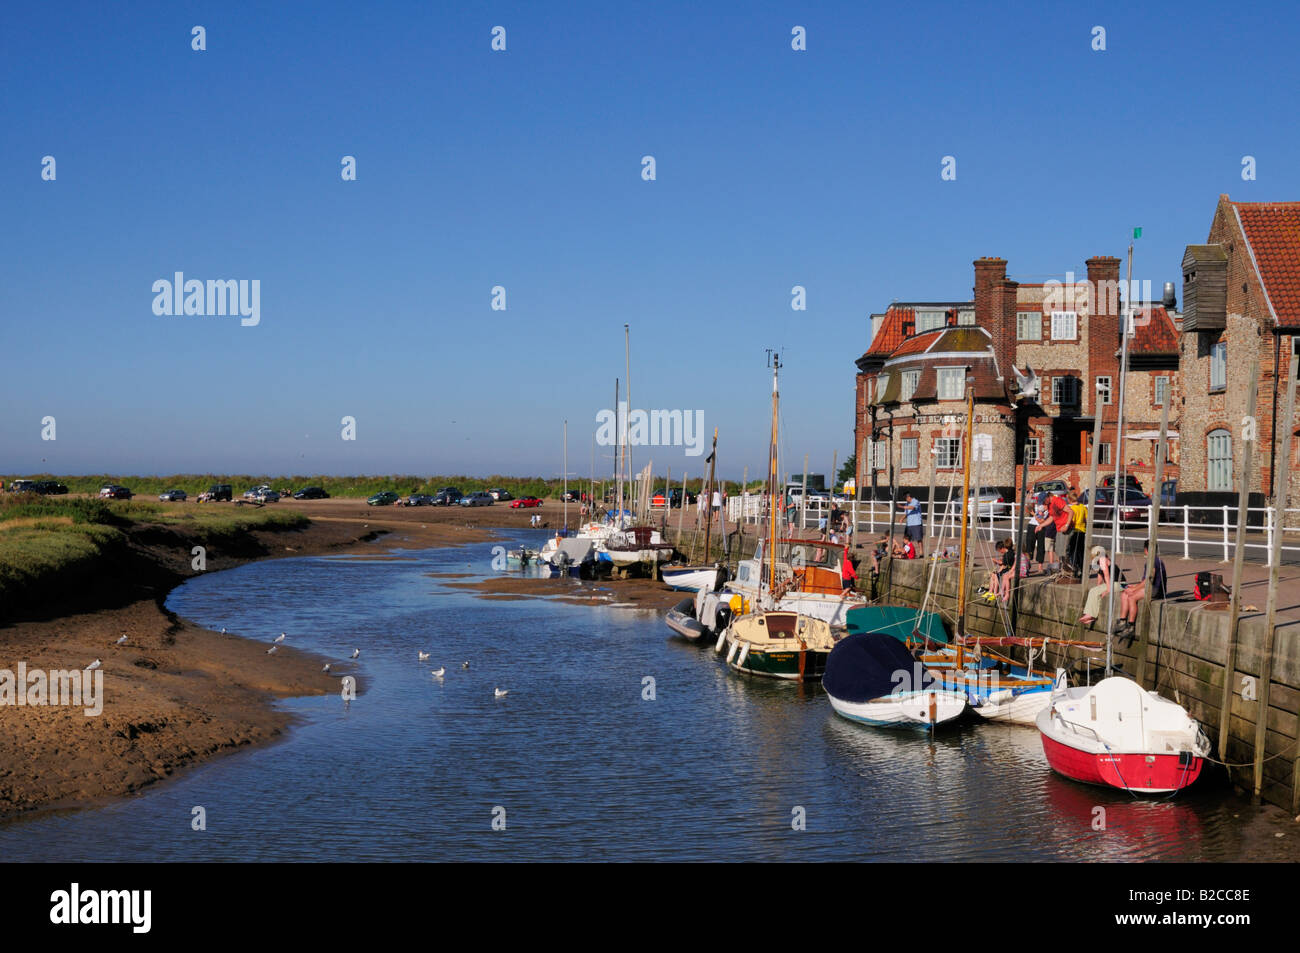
[0,533,1291,862]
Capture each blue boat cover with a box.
[845,605,949,645]
[823,633,939,703]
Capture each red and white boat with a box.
[1037,670,1210,794]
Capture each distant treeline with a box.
[2,474,768,499]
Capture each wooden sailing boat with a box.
[721,353,835,680]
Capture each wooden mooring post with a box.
[1134,398,1171,689]
[1218,370,1259,759]
[1255,351,1297,801]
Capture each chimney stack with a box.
[1086,255,1122,417]
[974,257,1016,378]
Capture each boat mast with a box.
[1104,243,1135,677]
[563,418,568,532]
[703,428,718,561]
[768,352,781,594]
[955,370,975,671]
[614,378,622,523]
[625,324,633,523]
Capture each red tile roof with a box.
[1132,305,1178,354]
[1235,201,1300,328]
[890,329,945,356]
[866,306,913,355]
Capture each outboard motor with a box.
[714,603,733,633]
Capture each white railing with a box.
[724,496,1300,566]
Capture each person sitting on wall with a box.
[1078,545,1118,626]
[1116,541,1166,637]
[871,535,889,574]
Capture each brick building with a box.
[854,256,1181,501]
[1178,194,1300,505]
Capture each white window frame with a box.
[935,437,961,469]
[1155,375,1169,406]
[1097,376,1112,405]
[936,367,965,401]
[1025,437,1041,464]
[1051,310,1078,341]
[916,310,946,333]
[899,369,920,402]
[1210,342,1227,390]
[1099,442,1112,465]
[957,310,976,326]
[1052,376,1079,406]
[901,437,918,470]
[1016,311,1042,341]
[1207,429,1232,491]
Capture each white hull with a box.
[660,566,719,591]
[827,690,967,728]
[972,687,1052,725]
[604,548,671,568]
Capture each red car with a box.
[510,497,543,508]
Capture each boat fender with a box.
[986,689,1014,705]
[715,629,728,653]
[736,643,750,668]
[726,639,741,664]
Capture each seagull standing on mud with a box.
[267,645,278,655]
[114,635,127,645]
[274,633,286,643]
[322,663,331,673]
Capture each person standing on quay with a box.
[1048,489,1073,575]
[901,492,923,557]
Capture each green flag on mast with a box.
[1133,226,1142,238]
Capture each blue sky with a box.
[3,1,1297,482]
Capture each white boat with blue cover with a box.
[823,632,967,728]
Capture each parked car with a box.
[243,484,272,501]
[200,483,233,502]
[1080,487,1153,523]
[488,488,513,501]
[562,490,583,503]
[6,479,38,493]
[32,480,69,495]
[158,489,188,502]
[433,488,463,506]
[293,486,329,500]
[944,486,1008,518]
[1100,473,1144,493]
[367,491,400,506]
[98,484,133,500]
[1032,478,1070,497]
[511,496,543,508]
[668,489,696,507]
[253,488,280,503]
[1159,479,1177,507]
[405,494,434,506]
[460,491,494,507]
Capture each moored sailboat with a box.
[823,632,967,728]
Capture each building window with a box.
[935,437,961,469]
[1097,376,1112,405]
[873,440,889,471]
[1210,342,1227,390]
[916,310,946,333]
[1099,442,1112,465]
[876,373,890,400]
[901,438,918,470]
[1155,376,1169,406]
[1052,376,1080,406]
[936,367,965,401]
[899,369,920,402]
[1016,311,1042,341]
[957,310,976,326]
[1051,311,1078,341]
[1026,437,1041,464]
[1207,429,1232,491]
